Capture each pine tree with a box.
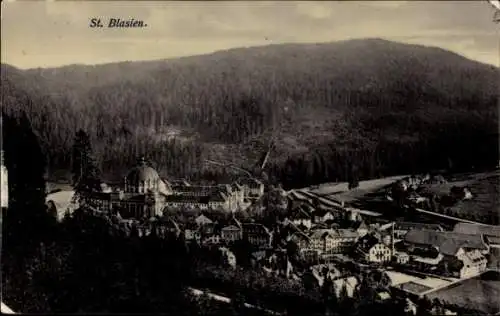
[72,130,102,197]
[2,112,48,233]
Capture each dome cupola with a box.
[125,157,161,193]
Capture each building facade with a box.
[309,229,359,255]
[243,223,273,248]
[85,157,239,218]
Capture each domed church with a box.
[85,156,263,219]
[124,157,172,195]
[87,157,173,219]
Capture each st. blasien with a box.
[83,156,265,219]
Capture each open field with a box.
[447,172,499,224]
[418,171,498,197]
[426,271,500,315]
[386,270,452,289]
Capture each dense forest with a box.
[1,39,498,188]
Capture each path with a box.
[413,207,489,226]
[188,287,283,315]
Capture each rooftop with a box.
[404,229,488,256]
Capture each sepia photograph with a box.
[1,0,499,315]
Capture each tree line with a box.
[1,39,498,188]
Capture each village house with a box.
[183,222,201,242]
[221,217,243,243]
[453,223,500,247]
[450,186,473,201]
[309,229,359,255]
[313,209,336,224]
[355,220,370,238]
[393,251,410,265]
[243,223,273,248]
[195,214,214,227]
[203,234,222,246]
[354,234,392,263]
[404,175,423,190]
[289,205,313,230]
[237,177,265,200]
[344,208,364,222]
[403,229,489,278]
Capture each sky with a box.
[1,0,499,69]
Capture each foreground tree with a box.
[72,130,102,197]
[2,111,56,313]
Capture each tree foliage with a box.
[72,129,102,195]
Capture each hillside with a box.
[1,39,499,187]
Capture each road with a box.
[413,207,489,226]
[188,287,283,315]
[418,270,489,297]
[296,190,383,217]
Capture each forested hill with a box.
[2,39,499,188]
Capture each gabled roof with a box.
[355,234,380,254]
[394,222,444,232]
[404,229,488,256]
[355,221,369,231]
[222,225,241,231]
[313,209,334,217]
[195,214,213,225]
[309,228,358,240]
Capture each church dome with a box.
[127,165,160,184]
[125,157,162,193]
